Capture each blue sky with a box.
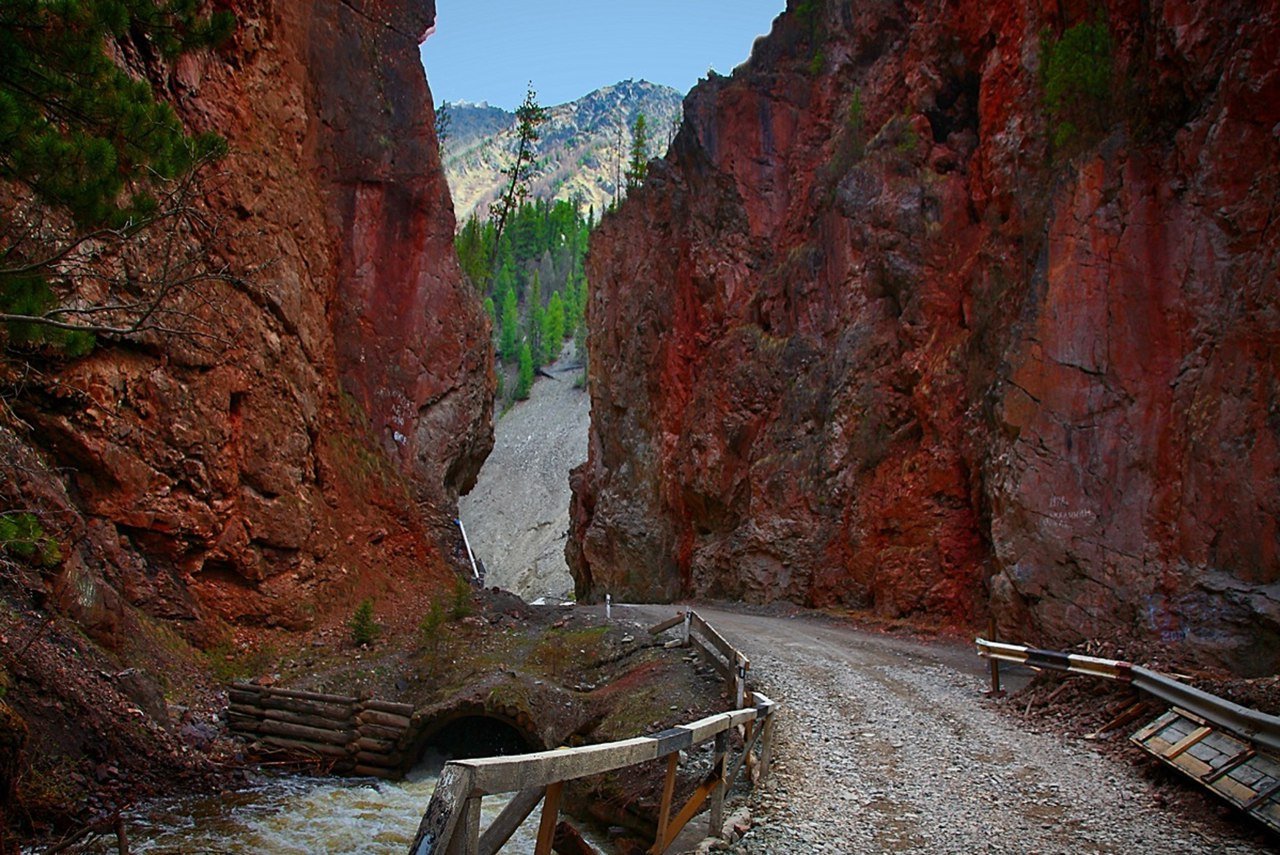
[421,1,789,110]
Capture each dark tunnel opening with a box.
[422,714,537,761]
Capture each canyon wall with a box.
[2,0,492,644]
[570,0,1280,673]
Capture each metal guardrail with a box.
[409,611,778,855]
[975,637,1280,753]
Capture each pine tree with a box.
[543,291,565,363]
[515,342,534,400]
[499,286,519,363]
[528,273,544,364]
[0,0,234,348]
[625,113,650,192]
[491,83,549,249]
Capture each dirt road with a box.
[615,604,1269,853]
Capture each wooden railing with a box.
[408,610,778,855]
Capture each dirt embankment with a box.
[460,348,589,602]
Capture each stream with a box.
[83,754,604,854]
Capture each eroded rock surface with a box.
[570,0,1280,673]
[3,0,492,641]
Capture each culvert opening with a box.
[420,714,538,761]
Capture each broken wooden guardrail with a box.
[976,637,1280,833]
[409,610,777,855]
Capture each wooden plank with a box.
[648,613,687,636]
[534,782,563,855]
[262,708,355,730]
[258,695,355,721]
[708,731,727,837]
[1204,749,1257,784]
[1164,725,1213,760]
[653,753,679,852]
[689,635,731,678]
[446,796,481,855]
[256,736,351,759]
[357,721,405,741]
[356,750,403,767]
[356,736,396,754]
[652,779,715,854]
[726,719,766,789]
[256,719,355,747]
[689,612,738,665]
[364,698,416,716]
[757,714,776,782]
[262,686,359,706]
[409,764,475,855]
[465,737,661,795]
[358,708,412,729]
[479,787,545,855]
[353,764,398,778]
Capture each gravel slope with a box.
[458,350,589,601]
[618,605,1270,854]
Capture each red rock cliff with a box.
[2,0,492,641]
[570,0,1280,673]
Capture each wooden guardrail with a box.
[408,610,778,855]
[226,683,417,777]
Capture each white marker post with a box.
[606,593,612,619]
[455,518,479,580]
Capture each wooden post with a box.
[534,782,563,855]
[709,730,728,837]
[446,796,481,855]
[757,714,776,783]
[986,617,1004,698]
[653,752,679,853]
[682,611,691,646]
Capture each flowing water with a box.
[96,756,598,854]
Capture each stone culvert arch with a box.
[405,697,545,770]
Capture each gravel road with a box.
[459,348,588,602]
[617,604,1269,854]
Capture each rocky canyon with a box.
[0,0,491,823]
[570,0,1280,675]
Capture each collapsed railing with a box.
[977,637,1280,832]
[408,610,778,855]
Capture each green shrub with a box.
[0,513,61,567]
[349,598,380,645]
[1042,19,1113,151]
[449,577,474,621]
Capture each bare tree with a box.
[0,154,242,349]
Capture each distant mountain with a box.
[441,80,684,222]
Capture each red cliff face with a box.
[570,0,1280,673]
[2,0,492,642]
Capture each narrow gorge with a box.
[1,0,1278,849]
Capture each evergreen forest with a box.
[454,197,593,403]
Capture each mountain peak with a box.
[442,81,684,221]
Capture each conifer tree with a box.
[528,273,544,364]
[625,113,650,191]
[1,0,234,350]
[543,291,565,363]
[515,341,534,400]
[499,286,519,363]
[491,83,549,249]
